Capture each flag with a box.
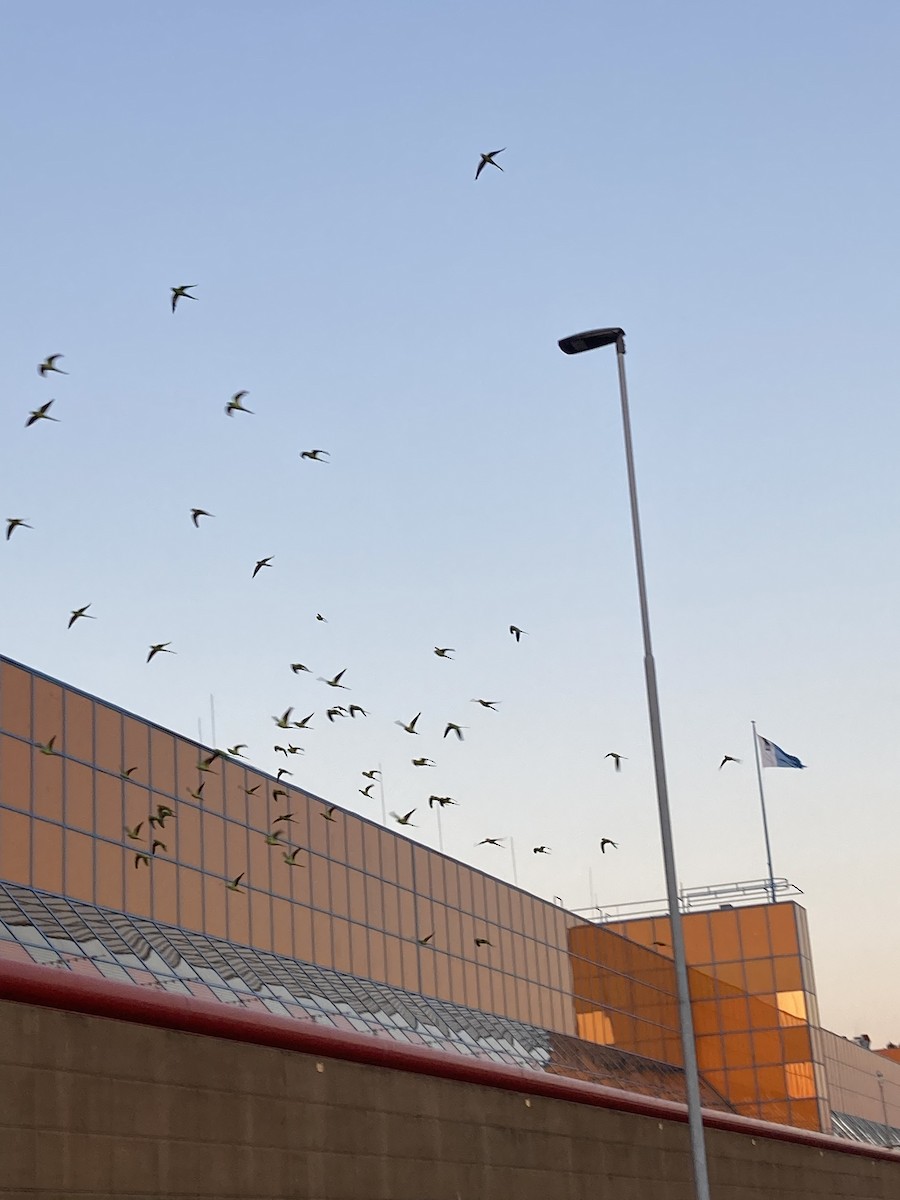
[757,734,805,770]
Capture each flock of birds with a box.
[10,150,748,947]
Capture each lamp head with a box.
[558,327,625,355]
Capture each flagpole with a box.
[751,720,777,903]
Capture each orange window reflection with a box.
[0,735,32,814]
[0,663,32,737]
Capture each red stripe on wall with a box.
[0,959,895,1164]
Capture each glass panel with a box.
[364,873,383,929]
[0,807,31,885]
[381,884,400,938]
[152,859,179,926]
[735,905,771,958]
[362,821,382,878]
[176,800,202,870]
[122,717,150,781]
[0,662,32,737]
[33,678,63,751]
[33,751,63,820]
[344,817,364,870]
[202,813,226,878]
[204,876,227,938]
[124,836,152,916]
[751,1029,784,1065]
[395,838,413,889]
[775,990,807,1022]
[223,761,248,822]
[773,956,802,991]
[293,905,313,962]
[367,929,387,984]
[348,868,366,923]
[743,958,776,993]
[149,728,176,796]
[248,891,269,951]
[349,920,369,978]
[64,830,94,902]
[65,761,94,832]
[312,910,333,968]
[709,908,741,961]
[767,904,799,954]
[309,854,330,912]
[398,888,416,940]
[400,940,418,992]
[330,862,350,920]
[384,935,403,988]
[94,704,123,774]
[272,897,292,957]
[64,690,93,762]
[0,734,32,812]
[681,912,713,962]
[179,864,203,932]
[442,860,460,909]
[96,838,124,910]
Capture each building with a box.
[0,652,897,1149]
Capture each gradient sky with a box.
[2,1,899,1043]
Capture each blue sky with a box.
[2,1,899,1043]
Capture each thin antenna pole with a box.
[378,762,387,827]
[752,720,777,903]
[509,837,518,885]
[589,867,596,910]
[209,694,217,747]
[198,718,203,747]
[436,803,444,852]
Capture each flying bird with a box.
[38,354,67,377]
[362,769,381,780]
[318,668,348,689]
[600,838,618,854]
[719,755,742,769]
[134,853,151,869]
[283,847,304,866]
[428,795,457,809]
[273,813,295,825]
[286,744,304,755]
[300,449,329,461]
[605,753,626,772]
[120,766,138,779]
[68,604,95,629]
[226,391,253,416]
[124,823,144,840]
[150,840,166,855]
[273,708,294,729]
[293,713,314,730]
[226,873,245,892]
[264,830,285,846]
[244,785,260,796]
[227,744,247,757]
[390,809,417,826]
[433,647,454,659]
[37,736,57,756]
[170,285,196,312]
[188,783,205,802]
[359,784,375,799]
[475,148,505,180]
[190,508,213,527]
[443,722,465,740]
[316,613,327,622]
[509,625,526,642]
[272,789,289,801]
[26,400,59,427]
[6,518,32,540]
[252,556,273,578]
[471,699,499,710]
[533,846,551,855]
[418,932,435,945]
[474,937,493,948]
[274,745,289,756]
[395,712,421,734]
[321,805,338,822]
[151,805,175,828]
[290,663,310,674]
[276,767,292,781]
[326,706,347,722]
[147,643,173,663]
[477,837,504,847]
[348,705,368,718]
[412,757,435,768]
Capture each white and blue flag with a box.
[757,734,805,770]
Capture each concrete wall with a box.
[0,997,897,1200]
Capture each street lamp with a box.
[875,1071,894,1148]
[559,327,711,1200]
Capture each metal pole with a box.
[509,837,518,885]
[378,762,387,827]
[751,720,777,903]
[614,335,711,1200]
[876,1073,892,1146]
[210,694,217,748]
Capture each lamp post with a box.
[558,327,711,1200]
[876,1071,893,1148]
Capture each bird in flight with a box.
[26,400,59,427]
[37,736,57,755]
[652,940,670,949]
[293,713,314,729]
[252,556,273,578]
[171,284,196,312]
[321,805,338,822]
[226,391,253,416]
[443,722,465,741]
[418,932,435,945]
[318,668,348,689]
[276,767,292,782]
[605,752,627,772]
[300,449,329,462]
[412,757,435,768]
[150,840,166,855]
[391,809,417,826]
[283,847,304,866]
[475,148,505,180]
[474,937,493,948]
[244,785,260,796]
[471,699,499,710]
[290,663,310,674]
[477,837,504,847]
[719,755,742,769]
[509,625,527,642]
[433,647,454,659]
[6,518,32,540]
[428,795,457,809]
[348,704,368,718]
[150,804,175,828]
[120,766,138,779]
[227,744,247,757]
[134,852,151,869]
[326,706,347,722]
[264,830,285,846]
[68,604,95,629]
[600,838,618,854]
[198,751,221,771]
[147,643,173,663]
[272,789,289,801]
[226,873,245,892]
[125,822,144,840]
[38,354,67,377]
[359,784,375,799]
[188,783,205,802]
[274,745,289,756]
[286,744,304,755]
[395,712,421,734]
[316,613,327,622]
[362,769,381,780]
[533,846,551,855]
[190,508,213,527]
[273,708,294,729]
